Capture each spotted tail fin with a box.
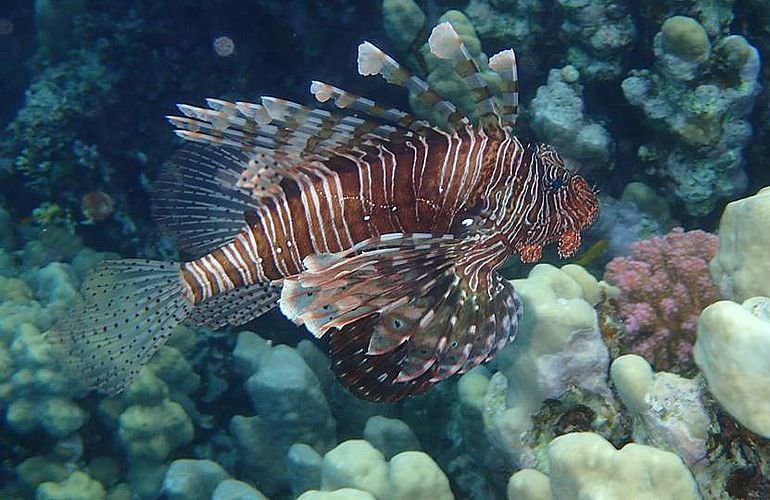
[47,259,193,395]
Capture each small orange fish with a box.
[50,23,598,402]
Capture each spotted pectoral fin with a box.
[329,273,522,402]
[278,233,460,338]
[330,313,440,402]
[278,232,523,402]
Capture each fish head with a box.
[512,143,600,262]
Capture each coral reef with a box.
[4,2,770,499]
[557,0,636,81]
[611,354,710,465]
[695,297,770,438]
[710,186,770,301]
[621,15,761,215]
[509,432,701,499]
[316,440,454,500]
[230,332,336,495]
[604,227,720,374]
[4,49,116,203]
[530,66,613,172]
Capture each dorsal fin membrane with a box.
[357,41,469,130]
[260,97,413,154]
[428,22,502,131]
[488,49,520,128]
[152,144,259,256]
[168,96,414,162]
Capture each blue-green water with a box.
[1,1,769,498]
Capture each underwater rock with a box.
[510,432,700,499]
[232,331,271,378]
[98,355,199,499]
[501,264,609,407]
[558,0,636,81]
[117,397,194,463]
[244,345,335,453]
[611,355,709,465]
[5,322,86,437]
[230,341,335,495]
[298,489,376,500]
[506,468,551,500]
[382,0,425,52]
[388,451,454,500]
[531,66,612,172]
[36,470,106,500]
[162,459,231,500]
[288,443,324,497]
[639,0,735,39]
[363,416,422,460]
[710,186,770,301]
[695,297,770,437]
[321,440,389,499]
[319,440,454,500]
[485,264,611,466]
[211,479,268,500]
[622,16,760,216]
[660,16,711,66]
[16,456,70,490]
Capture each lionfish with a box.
[50,23,599,402]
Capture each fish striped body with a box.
[180,125,501,301]
[50,21,599,401]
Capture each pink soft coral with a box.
[604,227,720,373]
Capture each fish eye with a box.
[388,315,408,331]
[546,178,565,191]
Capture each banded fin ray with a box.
[168,95,416,162]
[309,80,434,134]
[279,233,521,401]
[428,22,503,131]
[357,41,469,130]
[488,49,519,127]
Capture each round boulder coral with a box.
[660,16,710,63]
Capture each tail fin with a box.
[47,259,193,395]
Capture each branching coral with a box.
[604,228,720,374]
